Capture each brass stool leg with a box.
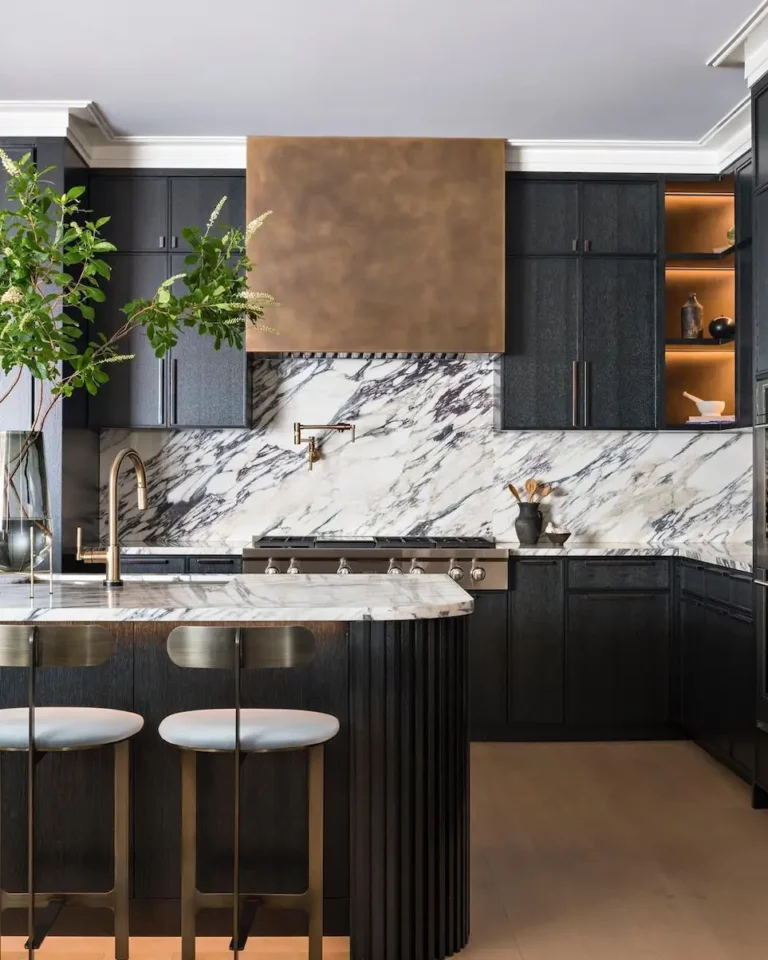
[180,751,197,960]
[113,740,130,960]
[307,744,324,960]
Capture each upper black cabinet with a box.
[506,180,579,255]
[88,176,169,252]
[581,182,658,255]
[755,188,768,378]
[87,172,250,429]
[87,254,169,428]
[170,177,246,252]
[502,258,579,429]
[582,258,657,429]
[754,80,768,194]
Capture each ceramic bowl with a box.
[548,532,571,547]
[695,400,726,416]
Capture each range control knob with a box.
[409,560,425,575]
[337,558,352,575]
[387,559,403,575]
[265,558,280,575]
[287,558,301,574]
[470,564,487,582]
[448,563,464,582]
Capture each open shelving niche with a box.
[663,179,736,428]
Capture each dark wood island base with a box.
[0,616,469,960]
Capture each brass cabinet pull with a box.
[572,361,579,427]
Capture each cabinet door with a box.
[506,179,579,255]
[508,560,564,724]
[582,258,657,429]
[468,591,508,736]
[680,596,707,739]
[170,176,246,252]
[755,190,768,377]
[754,83,768,193]
[120,556,186,575]
[567,592,670,727]
[581,182,658,255]
[169,255,250,427]
[89,176,169,252]
[87,255,170,428]
[501,258,579,429]
[726,610,756,777]
[187,556,242,576]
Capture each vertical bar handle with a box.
[584,239,592,252]
[171,358,178,424]
[583,360,590,427]
[572,361,579,427]
[171,236,178,249]
[158,236,166,249]
[572,239,579,252]
[158,359,166,425]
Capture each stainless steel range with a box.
[242,536,508,590]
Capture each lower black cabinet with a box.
[120,556,186,575]
[508,559,564,725]
[468,591,508,736]
[567,592,670,728]
[680,593,755,780]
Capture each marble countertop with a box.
[0,573,473,623]
[499,542,753,573]
[119,540,248,556]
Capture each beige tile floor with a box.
[4,741,768,959]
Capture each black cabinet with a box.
[88,176,169,252]
[502,175,659,430]
[755,189,768,378]
[567,592,670,728]
[679,567,755,782]
[581,258,657,429]
[468,592,508,736]
[119,556,187,575]
[87,255,169,428]
[581,182,658,255]
[120,555,242,576]
[506,180,579,255]
[508,560,564,725]
[502,259,579,429]
[169,255,250,427]
[87,172,250,428]
[170,177,246,251]
[754,80,768,194]
[186,556,242,575]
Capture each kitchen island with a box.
[0,574,473,960]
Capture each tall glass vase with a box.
[0,431,51,572]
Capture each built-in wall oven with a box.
[754,380,768,725]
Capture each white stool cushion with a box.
[158,708,340,752]
[0,707,144,750]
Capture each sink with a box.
[10,573,234,586]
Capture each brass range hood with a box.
[246,137,505,355]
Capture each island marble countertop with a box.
[0,573,474,623]
[500,542,753,574]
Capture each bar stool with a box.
[157,625,339,960]
[0,624,144,960]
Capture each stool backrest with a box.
[0,624,114,668]
[166,625,315,670]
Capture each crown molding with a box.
[0,98,752,175]
[707,0,768,67]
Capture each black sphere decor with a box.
[708,315,735,341]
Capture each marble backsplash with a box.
[100,356,753,544]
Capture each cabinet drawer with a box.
[187,556,242,575]
[679,561,706,599]
[120,556,186,575]
[568,558,669,591]
[730,575,754,615]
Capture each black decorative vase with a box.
[709,315,735,341]
[681,293,704,339]
[515,502,543,546]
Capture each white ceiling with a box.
[0,0,757,141]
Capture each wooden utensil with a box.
[508,483,522,502]
[524,479,538,502]
[536,483,552,501]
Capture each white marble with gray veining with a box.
[120,540,248,556]
[500,542,753,573]
[0,574,473,622]
[100,357,752,545]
